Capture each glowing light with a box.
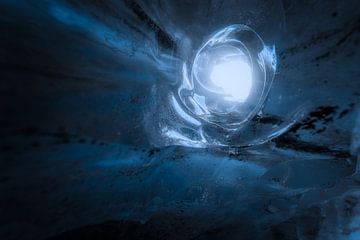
[154,24,282,148]
[210,59,252,102]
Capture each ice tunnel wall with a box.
[1,0,360,239]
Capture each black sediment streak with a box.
[124,0,177,51]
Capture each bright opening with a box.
[210,59,252,102]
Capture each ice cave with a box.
[1,0,360,239]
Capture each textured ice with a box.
[0,0,360,239]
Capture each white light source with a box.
[163,24,279,147]
[210,59,252,102]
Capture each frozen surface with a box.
[1,0,360,239]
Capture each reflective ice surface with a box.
[166,25,280,147]
[145,4,309,148]
[1,0,360,240]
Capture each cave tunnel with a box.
[1,1,360,239]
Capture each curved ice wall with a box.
[40,0,304,148]
[48,0,310,148]
[1,1,360,239]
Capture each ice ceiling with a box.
[1,0,360,239]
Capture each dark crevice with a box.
[273,134,351,159]
[124,0,177,51]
